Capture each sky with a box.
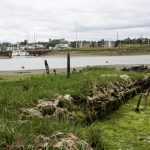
[0,0,150,43]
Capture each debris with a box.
[29,135,49,150]
[37,100,57,116]
[29,132,93,150]
[21,95,74,118]
[21,108,42,118]
[63,94,73,101]
[6,138,24,150]
[122,65,150,72]
[120,75,131,81]
[50,132,93,150]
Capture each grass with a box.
[59,45,150,56]
[0,67,148,149]
[89,96,150,150]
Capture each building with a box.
[104,41,115,48]
[55,44,69,49]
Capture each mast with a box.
[76,23,78,48]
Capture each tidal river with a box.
[0,55,150,71]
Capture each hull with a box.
[27,50,50,56]
[12,51,29,56]
[0,51,12,58]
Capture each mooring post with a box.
[44,60,49,75]
[67,53,70,78]
[135,94,143,112]
[53,69,57,76]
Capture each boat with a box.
[12,50,29,56]
[0,50,12,58]
[27,49,50,56]
[26,45,50,56]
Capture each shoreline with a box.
[0,64,149,75]
[44,51,150,57]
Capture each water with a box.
[0,55,150,71]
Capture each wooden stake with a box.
[144,88,150,107]
[67,53,70,78]
[44,60,49,75]
[53,69,57,76]
[135,94,143,112]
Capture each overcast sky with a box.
[0,0,150,43]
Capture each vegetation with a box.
[60,45,150,56]
[91,96,150,150]
[0,67,149,149]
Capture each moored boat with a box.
[27,49,50,56]
[12,50,29,56]
[0,51,12,58]
[26,44,50,56]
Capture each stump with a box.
[44,60,49,75]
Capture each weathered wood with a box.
[72,68,77,73]
[67,53,70,78]
[44,60,49,75]
[53,69,57,76]
[135,94,143,112]
[144,88,150,106]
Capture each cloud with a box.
[0,0,150,42]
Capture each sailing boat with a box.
[12,42,29,56]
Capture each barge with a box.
[27,49,50,56]
[0,51,12,58]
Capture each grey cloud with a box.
[0,0,150,42]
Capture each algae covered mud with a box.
[0,67,150,149]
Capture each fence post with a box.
[67,53,70,78]
[45,60,49,75]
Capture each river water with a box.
[0,55,150,71]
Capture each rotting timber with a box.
[71,77,150,123]
[21,77,150,124]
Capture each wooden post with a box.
[53,69,57,76]
[72,68,76,74]
[135,94,143,112]
[144,88,150,107]
[44,60,49,75]
[67,53,70,78]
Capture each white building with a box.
[104,41,115,48]
[55,44,69,49]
